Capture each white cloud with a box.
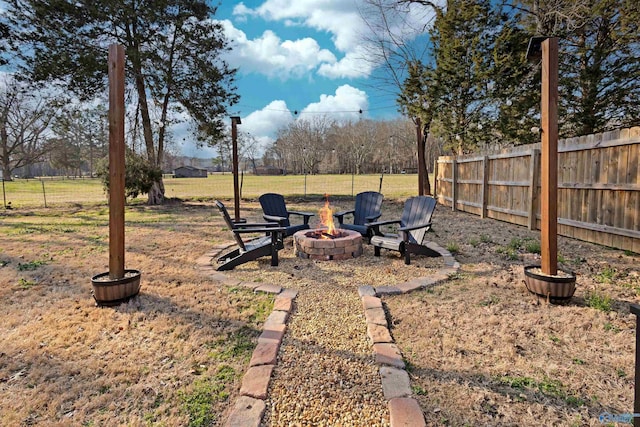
[232,3,254,18]
[241,100,294,139]
[220,20,336,79]
[171,87,370,158]
[300,85,368,122]
[317,46,374,79]
[231,0,440,80]
[242,0,365,52]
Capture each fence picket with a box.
[435,127,640,252]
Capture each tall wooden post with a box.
[540,38,558,276]
[231,116,242,222]
[416,117,425,195]
[108,44,126,280]
[632,304,640,427]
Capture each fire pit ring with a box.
[293,228,363,261]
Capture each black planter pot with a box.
[524,265,576,302]
[91,269,141,306]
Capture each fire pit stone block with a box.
[293,229,363,261]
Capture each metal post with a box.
[41,179,47,208]
[2,175,6,209]
[351,172,354,197]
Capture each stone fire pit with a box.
[293,229,363,261]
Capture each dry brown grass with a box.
[0,197,637,426]
[0,201,274,426]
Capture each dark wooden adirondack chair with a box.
[214,200,285,271]
[333,191,384,238]
[368,196,440,265]
[259,193,314,237]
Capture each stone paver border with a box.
[197,240,459,427]
[358,241,459,427]
[196,243,297,427]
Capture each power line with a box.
[235,103,398,115]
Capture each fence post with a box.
[451,159,458,211]
[528,149,540,230]
[433,158,438,198]
[1,175,6,209]
[631,304,640,427]
[481,156,489,218]
[41,179,47,208]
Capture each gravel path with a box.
[223,238,446,426]
[262,279,389,426]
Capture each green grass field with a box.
[2,174,431,208]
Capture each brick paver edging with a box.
[197,241,458,427]
[359,241,459,427]
[195,243,297,427]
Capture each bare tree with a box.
[358,0,440,194]
[0,78,58,180]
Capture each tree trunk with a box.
[128,43,164,205]
[421,123,432,196]
[147,179,165,205]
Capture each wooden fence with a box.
[435,127,640,253]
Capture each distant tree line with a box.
[261,117,440,175]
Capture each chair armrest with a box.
[288,211,314,224]
[365,213,381,223]
[334,209,354,218]
[367,219,400,228]
[233,227,285,234]
[333,209,354,224]
[398,222,432,232]
[237,222,282,228]
[366,219,401,236]
[263,214,288,225]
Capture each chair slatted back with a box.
[259,193,291,227]
[215,200,246,251]
[353,191,383,226]
[400,196,437,244]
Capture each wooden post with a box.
[481,156,489,218]
[451,159,458,212]
[416,117,425,195]
[433,158,439,199]
[231,116,242,222]
[632,304,640,427]
[528,149,541,230]
[108,44,126,280]
[540,38,558,275]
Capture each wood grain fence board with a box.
[452,159,458,211]
[433,158,438,197]
[434,127,639,252]
[481,156,489,218]
[612,145,628,250]
[573,149,588,244]
[600,147,611,228]
[571,148,581,240]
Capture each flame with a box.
[319,194,337,236]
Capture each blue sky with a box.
[0,0,437,158]
[179,0,437,157]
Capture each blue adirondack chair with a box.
[214,200,285,271]
[333,191,384,238]
[368,196,440,265]
[259,193,314,237]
